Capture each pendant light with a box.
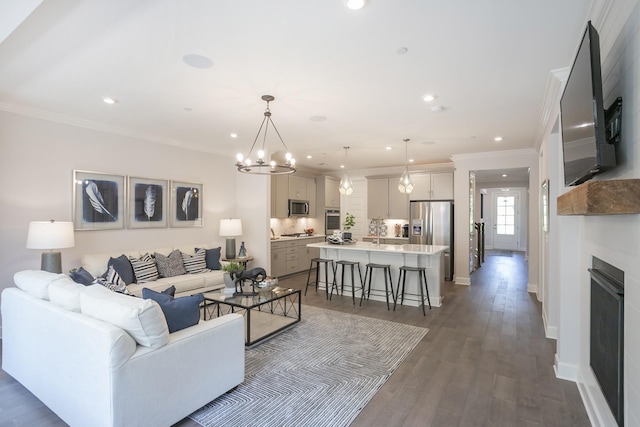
[398,138,415,194]
[235,95,296,175]
[339,146,353,196]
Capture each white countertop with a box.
[307,241,448,255]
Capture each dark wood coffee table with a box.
[203,286,301,347]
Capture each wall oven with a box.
[288,199,309,217]
[325,209,341,235]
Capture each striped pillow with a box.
[182,248,209,274]
[129,253,159,283]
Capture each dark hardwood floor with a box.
[0,251,590,426]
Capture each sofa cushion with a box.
[69,267,95,286]
[181,248,209,274]
[95,266,131,294]
[154,249,187,278]
[80,284,169,348]
[129,253,159,283]
[202,247,222,270]
[108,255,135,284]
[48,276,85,312]
[142,288,204,333]
[13,270,65,300]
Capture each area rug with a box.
[188,305,428,427]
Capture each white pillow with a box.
[14,270,65,300]
[80,284,169,348]
[48,276,86,312]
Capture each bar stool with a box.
[331,260,364,305]
[360,263,394,310]
[305,258,336,299]
[394,266,431,315]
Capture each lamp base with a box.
[225,238,236,260]
[41,251,62,274]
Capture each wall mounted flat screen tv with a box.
[560,21,619,187]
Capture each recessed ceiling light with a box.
[385,146,392,151]
[306,155,312,159]
[423,94,436,102]
[340,164,345,169]
[409,159,414,163]
[182,53,213,69]
[430,105,444,113]
[397,47,408,55]
[494,136,503,142]
[230,133,238,138]
[184,107,193,111]
[102,97,118,104]
[345,0,366,10]
[502,174,508,177]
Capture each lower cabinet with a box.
[271,237,323,277]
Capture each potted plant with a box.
[222,261,244,293]
[343,212,355,241]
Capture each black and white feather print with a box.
[182,190,193,220]
[175,186,199,221]
[143,186,156,220]
[82,180,118,223]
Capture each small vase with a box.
[223,272,236,294]
[238,241,247,258]
[343,232,352,241]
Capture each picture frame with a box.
[541,179,549,233]
[170,180,203,227]
[73,170,125,231]
[128,177,168,229]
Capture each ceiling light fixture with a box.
[398,139,415,194]
[494,136,503,142]
[345,0,366,10]
[103,97,118,104]
[339,147,353,196]
[423,94,436,102]
[235,95,295,175]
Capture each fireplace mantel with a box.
[557,179,640,216]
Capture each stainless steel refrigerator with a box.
[409,200,454,280]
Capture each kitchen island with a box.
[306,241,448,307]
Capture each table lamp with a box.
[26,220,75,273]
[219,219,242,259]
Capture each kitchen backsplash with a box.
[270,217,322,237]
[367,219,409,237]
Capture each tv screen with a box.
[560,22,615,186]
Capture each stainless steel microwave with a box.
[288,199,309,217]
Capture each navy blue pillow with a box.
[108,255,135,285]
[70,267,94,286]
[142,288,204,333]
[162,285,176,297]
[201,247,222,270]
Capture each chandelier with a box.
[339,146,353,196]
[398,138,415,193]
[236,95,296,175]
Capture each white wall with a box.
[0,111,270,332]
[542,1,640,425]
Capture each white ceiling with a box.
[0,0,590,174]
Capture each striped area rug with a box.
[189,305,428,427]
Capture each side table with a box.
[221,256,254,269]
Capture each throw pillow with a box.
[162,285,176,297]
[107,255,135,284]
[182,248,209,274]
[129,253,159,283]
[142,288,204,333]
[154,249,187,278]
[69,267,94,286]
[93,266,131,294]
[201,246,222,270]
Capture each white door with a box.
[492,192,519,250]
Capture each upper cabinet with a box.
[318,176,340,208]
[367,177,408,219]
[270,175,317,218]
[409,172,454,201]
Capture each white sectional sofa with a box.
[1,270,245,427]
[81,244,225,297]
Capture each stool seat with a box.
[361,263,394,310]
[305,258,336,299]
[395,265,431,315]
[331,260,364,305]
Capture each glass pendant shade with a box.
[339,146,353,195]
[398,168,415,193]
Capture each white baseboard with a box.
[554,353,578,381]
[542,311,557,339]
[577,367,618,427]
[455,276,471,286]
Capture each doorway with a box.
[492,192,519,250]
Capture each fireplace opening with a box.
[589,256,624,426]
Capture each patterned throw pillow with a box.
[154,249,187,278]
[129,253,159,283]
[107,255,136,284]
[93,266,131,294]
[182,248,209,274]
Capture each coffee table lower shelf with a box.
[203,287,301,347]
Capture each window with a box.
[496,196,515,235]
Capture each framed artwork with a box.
[170,181,203,227]
[128,177,168,229]
[73,170,125,230]
[541,179,549,233]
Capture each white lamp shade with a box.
[219,219,242,237]
[26,221,75,250]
